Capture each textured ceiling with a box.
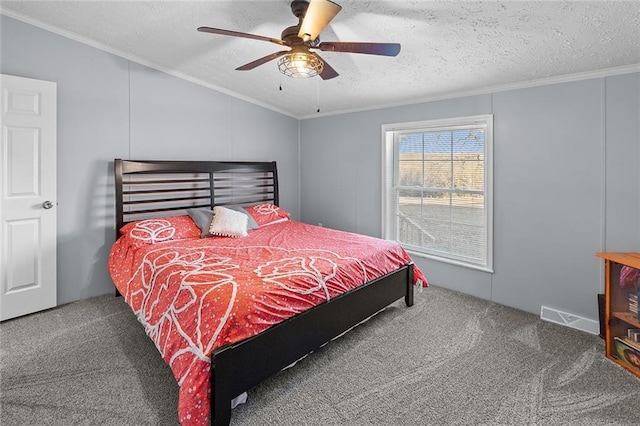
[2,1,639,118]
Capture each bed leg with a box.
[212,399,231,426]
[211,369,231,426]
[405,263,414,307]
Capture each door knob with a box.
[42,201,54,209]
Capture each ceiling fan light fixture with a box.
[277,51,324,78]
[198,0,398,81]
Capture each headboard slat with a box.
[123,195,211,205]
[124,189,211,196]
[123,204,212,217]
[125,178,211,185]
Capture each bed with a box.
[108,159,426,425]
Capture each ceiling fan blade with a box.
[311,52,339,80]
[197,27,286,46]
[236,51,289,71]
[298,0,342,42]
[317,41,401,56]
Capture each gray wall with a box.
[1,16,300,305]
[300,74,640,322]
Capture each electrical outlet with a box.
[318,223,323,227]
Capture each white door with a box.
[0,74,57,321]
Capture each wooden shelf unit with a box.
[596,252,640,378]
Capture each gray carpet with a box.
[1,285,639,425]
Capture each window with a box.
[382,115,493,271]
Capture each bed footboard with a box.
[210,263,414,425]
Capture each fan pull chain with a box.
[316,77,320,113]
[279,72,282,91]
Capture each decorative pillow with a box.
[188,206,259,238]
[246,203,290,227]
[119,215,200,245]
[228,206,260,230]
[208,206,248,238]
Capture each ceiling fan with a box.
[197,0,401,80]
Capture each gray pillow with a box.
[186,208,214,237]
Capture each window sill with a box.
[404,248,494,274]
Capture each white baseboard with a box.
[540,306,600,335]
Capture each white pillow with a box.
[208,206,248,238]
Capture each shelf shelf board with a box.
[612,311,640,328]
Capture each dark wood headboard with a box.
[114,159,279,235]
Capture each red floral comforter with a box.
[108,220,426,425]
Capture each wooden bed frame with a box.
[113,158,415,425]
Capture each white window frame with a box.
[381,115,493,272]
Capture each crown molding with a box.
[300,63,640,119]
